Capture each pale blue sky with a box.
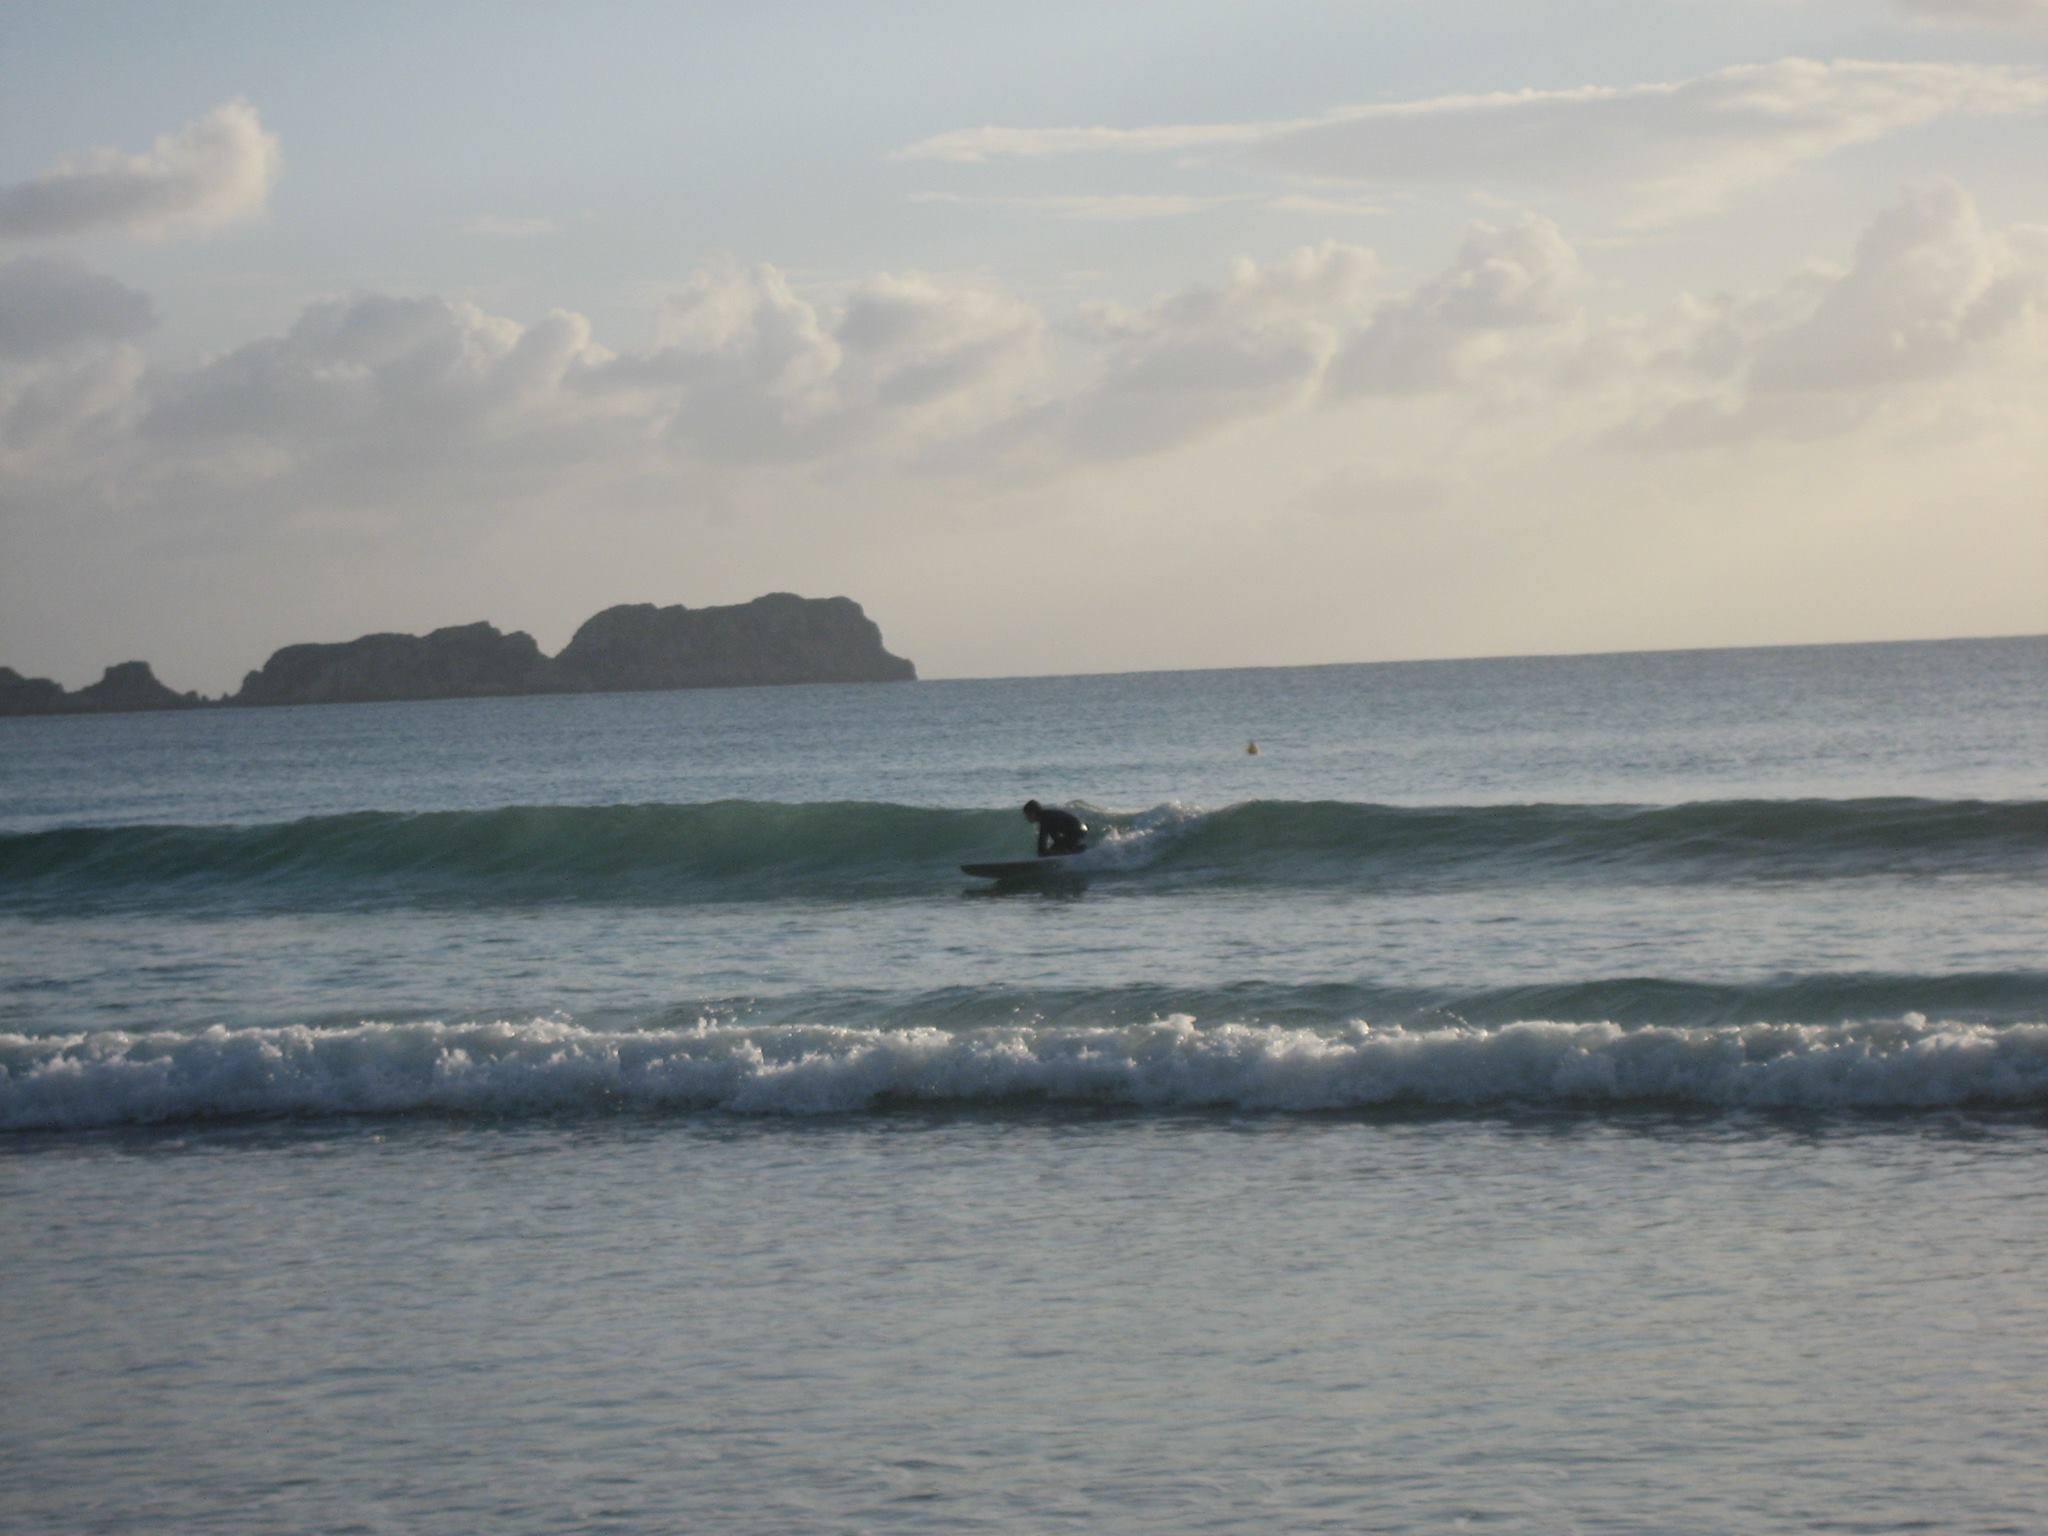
[3,1,2044,687]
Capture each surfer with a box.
[1022,800,1087,857]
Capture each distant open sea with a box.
[4,636,2045,1534]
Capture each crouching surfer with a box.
[1023,800,1088,857]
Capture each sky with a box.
[1,0,2044,690]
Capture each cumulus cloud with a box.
[594,263,1045,461]
[130,291,632,515]
[900,60,2048,221]
[0,258,153,474]
[1012,219,1585,460]
[3,239,1466,498]
[1049,241,1377,459]
[148,292,606,443]
[0,101,281,242]
[1749,183,2037,390]
[1,260,1058,530]
[1329,216,1580,395]
[1627,182,2048,445]
[0,257,155,358]
[834,273,1045,417]
[8,187,2042,538]
[919,185,2038,461]
[0,345,146,471]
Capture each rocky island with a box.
[231,621,558,707]
[0,661,203,716]
[2,594,916,716]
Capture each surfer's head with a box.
[1022,800,1041,821]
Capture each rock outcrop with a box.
[3,594,916,716]
[554,594,916,691]
[0,667,72,715]
[232,622,554,707]
[0,662,201,716]
[77,661,203,712]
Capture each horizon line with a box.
[920,627,2048,686]
[9,624,2044,700]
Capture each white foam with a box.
[6,1015,2048,1130]
[1070,801,1211,872]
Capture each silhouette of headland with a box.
[1,594,916,716]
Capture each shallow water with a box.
[9,1114,2047,1535]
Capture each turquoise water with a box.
[4,636,2046,1532]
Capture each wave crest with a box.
[7,1015,2047,1130]
[3,796,2040,911]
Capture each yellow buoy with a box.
[1246,740,1259,756]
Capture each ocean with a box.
[3,635,2045,1534]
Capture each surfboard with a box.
[961,857,1082,880]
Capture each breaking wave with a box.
[6,1014,2047,1130]
[2,796,2040,912]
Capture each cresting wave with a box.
[3,796,2041,910]
[6,1015,2047,1130]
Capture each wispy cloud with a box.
[896,120,1284,165]
[909,191,1236,221]
[898,60,2048,222]
[911,190,1387,223]
[0,101,282,242]
[1266,193,1388,219]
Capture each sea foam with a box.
[6,1015,2047,1130]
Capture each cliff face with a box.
[554,594,916,691]
[232,622,554,707]
[0,662,200,716]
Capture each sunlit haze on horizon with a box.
[2,0,2044,691]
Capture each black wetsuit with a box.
[1035,806,1088,857]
